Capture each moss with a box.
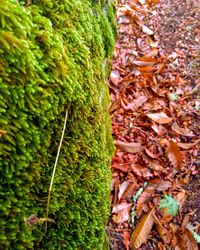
[0,0,116,249]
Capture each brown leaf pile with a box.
[109,0,200,249]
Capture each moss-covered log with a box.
[0,0,116,249]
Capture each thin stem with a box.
[45,109,68,232]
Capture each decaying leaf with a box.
[172,123,194,137]
[136,185,156,216]
[112,202,132,224]
[131,207,155,249]
[121,231,131,250]
[167,140,183,170]
[177,138,200,149]
[154,214,171,244]
[147,112,173,124]
[118,181,130,201]
[176,228,198,250]
[142,25,154,35]
[175,189,186,209]
[133,60,155,67]
[114,140,144,153]
[110,70,121,85]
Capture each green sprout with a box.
[159,195,179,217]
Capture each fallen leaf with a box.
[147,112,173,124]
[121,231,131,250]
[154,214,171,244]
[176,228,198,250]
[142,25,154,35]
[110,70,121,85]
[112,202,132,224]
[145,147,158,159]
[138,65,155,72]
[156,180,172,191]
[167,140,183,170]
[131,207,155,249]
[133,95,148,108]
[175,189,186,209]
[181,210,197,228]
[118,181,130,201]
[177,139,200,149]
[133,60,155,67]
[114,140,144,153]
[172,123,194,137]
[136,186,156,216]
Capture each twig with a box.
[45,109,68,232]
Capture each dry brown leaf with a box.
[131,207,155,249]
[142,25,154,35]
[133,60,155,67]
[154,214,171,244]
[137,56,159,62]
[145,147,158,159]
[121,231,131,250]
[112,202,132,224]
[110,70,121,85]
[118,181,130,201]
[175,189,186,209]
[133,95,148,107]
[176,228,198,250]
[178,138,200,149]
[167,140,183,170]
[136,186,156,216]
[156,180,172,191]
[138,66,155,72]
[147,112,173,124]
[172,123,194,137]
[114,140,144,153]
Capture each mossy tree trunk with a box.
[0,0,116,249]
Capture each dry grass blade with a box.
[45,110,68,231]
[131,207,155,249]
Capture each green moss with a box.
[0,0,116,249]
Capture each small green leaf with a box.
[168,93,179,101]
[159,195,179,216]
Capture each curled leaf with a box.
[118,181,130,201]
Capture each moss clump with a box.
[0,0,116,249]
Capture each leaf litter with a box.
[108,0,200,249]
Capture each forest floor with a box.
[108,0,200,249]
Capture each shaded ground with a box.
[152,0,200,86]
[149,0,200,228]
[108,0,200,249]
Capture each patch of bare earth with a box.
[150,0,200,87]
[149,0,200,227]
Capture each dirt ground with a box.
[108,0,200,249]
[152,0,200,227]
